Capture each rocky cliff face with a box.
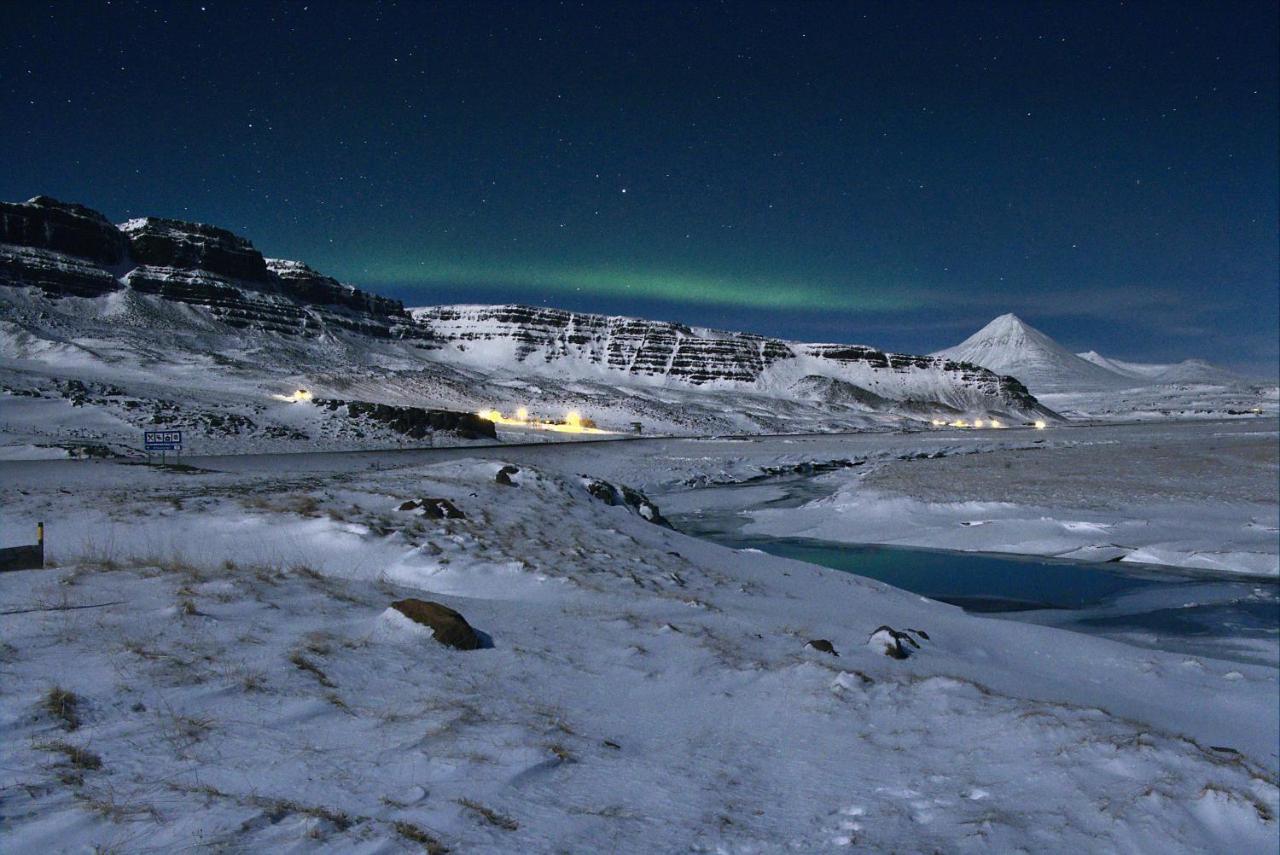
[0,195,127,265]
[414,304,794,385]
[0,196,412,338]
[120,217,272,282]
[411,304,1046,415]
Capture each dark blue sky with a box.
[3,1,1276,374]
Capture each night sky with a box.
[3,1,1277,374]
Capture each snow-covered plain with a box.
[1,420,1276,852]
[739,420,1280,578]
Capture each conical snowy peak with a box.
[933,314,1132,393]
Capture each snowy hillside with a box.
[935,314,1276,421]
[933,313,1131,393]
[0,196,1055,458]
[1,439,1276,852]
[1078,350,1243,385]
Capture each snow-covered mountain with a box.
[934,313,1275,421]
[0,196,1054,457]
[1076,351,1241,385]
[932,314,1131,393]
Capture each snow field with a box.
[1,454,1276,851]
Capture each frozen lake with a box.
[673,479,1280,667]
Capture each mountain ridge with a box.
[0,195,1055,456]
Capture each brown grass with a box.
[44,686,81,730]
[457,797,518,831]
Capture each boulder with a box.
[419,498,465,519]
[495,464,519,486]
[805,639,839,657]
[398,498,465,518]
[867,625,927,660]
[390,599,481,650]
[581,477,672,528]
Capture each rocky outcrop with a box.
[0,196,427,339]
[316,399,497,440]
[582,477,672,528]
[805,639,839,657]
[390,599,482,650]
[120,217,270,281]
[0,196,126,264]
[124,266,314,334]
[0,245,122,298]
[867,626,929,660]
[267,259,404,318]
[398,498,466,519]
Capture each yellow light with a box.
[950,419,968,428]
[973,418,984,428]
[273,389,313,403]
[475,405,614,434]
[989,418,1002,428]
[1034,420,1046,430]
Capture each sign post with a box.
[144,430,183,464]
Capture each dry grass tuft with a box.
[289,651,336,688]
[393,820,450,853]
[44,686,82,730]
[36,739,103,771]
[458,797,518,831]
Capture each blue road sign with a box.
[144,430,183,451]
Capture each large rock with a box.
[0,196,127,264]
[867,625,928,660]
[582,477,672,528]
[120,217,270,281]
[390,599,481,650]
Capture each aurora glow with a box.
[352,259,919,312]
[2,1,1276,373]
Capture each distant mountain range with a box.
[934,313,1244,395]
[0,195,1056,456]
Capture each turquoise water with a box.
[676,515,1279,666]
[740,537,1157,612]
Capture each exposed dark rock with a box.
[805,639,839,657]
[120,217,270,281]
[390,599,481,650]
[0,196,126,264]
[0,245,122,298]
[495,464,519,486]
[125,266,314,334]
[267,258,403,318]
[316,399,497,441]
[415,304,793,386]
[421,498,465,519]
[581,477,672,528]
[868,625,927,660]
[399,498,465,518]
